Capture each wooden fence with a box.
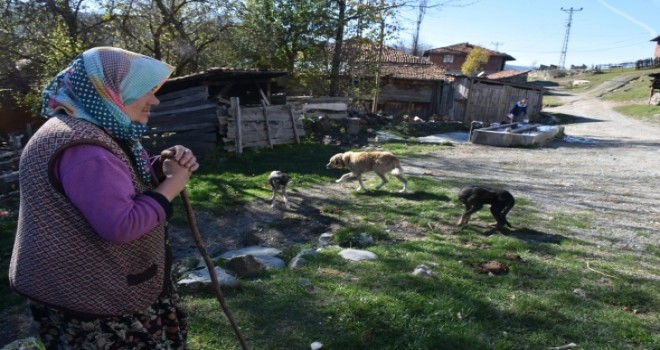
[287,96,349,120]
[223,97,305,153]
[148,86,307,156]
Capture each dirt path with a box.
[402,86,660,252]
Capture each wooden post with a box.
[258,85,270,105]
[287,105,300,144]
[231,97,243,154]
[261,100,273,148]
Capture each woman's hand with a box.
[156,145,198,201]
[161,145,199,172]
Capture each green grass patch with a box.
[613,105,660,123]
[600,74,657,101]
[542,95,563,108]
[542,68,660,100]
[184,233,660,349]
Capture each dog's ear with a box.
[331,153,342,166]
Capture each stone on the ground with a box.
[338,248,377,261]
[226,255,265,278]
[177,266,239,288]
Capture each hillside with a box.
[531,67,660,122]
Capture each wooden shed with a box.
[340,44,448,118]
[374,58,448,118]
[147,68,302,156]
[445,77,544,125]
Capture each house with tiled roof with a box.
[340,40,448,117]
[423,42,515,75]
[336,40,542,123]
[484,69,530,85]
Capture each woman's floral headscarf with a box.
[41,47,174,184]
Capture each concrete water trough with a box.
[469,123,564,147]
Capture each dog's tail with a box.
[390,158,404,176]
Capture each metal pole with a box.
[558,7,583,70]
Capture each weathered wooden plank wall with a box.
[449,77,543,125]
[146,86,219,156]
[223,98,305,153]
[288,96,349,120]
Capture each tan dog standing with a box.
[326,151,408,192]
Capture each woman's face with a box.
[125,91,160,124]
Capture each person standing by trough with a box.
[9,47,199,349]
[504,97,529,125]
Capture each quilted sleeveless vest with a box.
[9,115,167,316]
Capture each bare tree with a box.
[115,0,234,75]
[410,0,427,56]
[409,0,477,56]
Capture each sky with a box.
[396,0,659,69]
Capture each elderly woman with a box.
[9,47,198,349]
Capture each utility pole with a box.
[491,42,503,51]
[558,7,583,70]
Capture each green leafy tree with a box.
[461,46,489,77]
[0,0,117,113]
[113,0,236,76]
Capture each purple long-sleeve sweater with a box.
[52,144,168,244]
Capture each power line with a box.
[558,7,583,69]
[491,42,503,51]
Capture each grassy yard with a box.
[1,141,659,349]
[176,143,658,350]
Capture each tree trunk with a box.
[329,0,346,97]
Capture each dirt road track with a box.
[403,89,660,253]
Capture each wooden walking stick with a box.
[161,150,250,350]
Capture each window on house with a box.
[443,54,454,63]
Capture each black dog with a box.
[457,186,515,228]
[268,171,290,208]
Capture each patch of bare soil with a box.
[168,182,428,262]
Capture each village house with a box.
[369,47,448,118]
[652,36,660,58]
[484,70,530,85]
[423,42,515,75]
